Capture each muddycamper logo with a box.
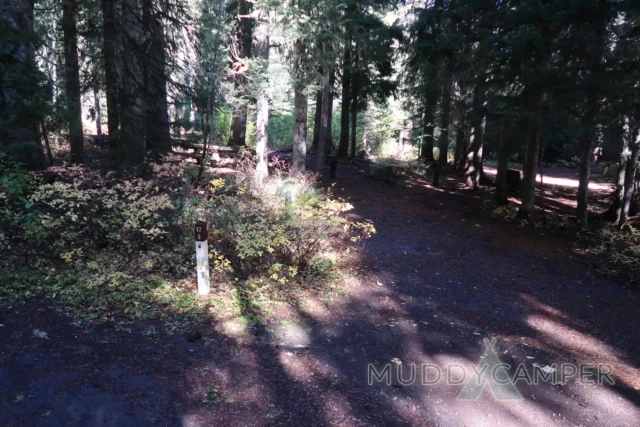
[367,337,614,401]
[457,337,522,400]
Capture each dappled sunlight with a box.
[526,314,640,390]
[484,167,613,192]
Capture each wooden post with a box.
[194,220,210,295]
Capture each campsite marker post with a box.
[195,220,210,295]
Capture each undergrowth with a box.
[0,153,375,329]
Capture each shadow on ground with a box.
[0,164,638,427]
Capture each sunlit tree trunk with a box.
[619,118,640,229]
[349,45,359,158]
[610,118,631,223]
[254,14,269,182]
[311,88,322,151]
[62,0,84,164]
[326,69,335,152]
[316,68,331,173]
[465,83,486,188]
[229,0,252,146]
[338,24,352,157]
[101,0,120,156]
[292,38,307,172]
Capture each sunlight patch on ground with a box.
[526,314,640,390]
[484,167,613,191]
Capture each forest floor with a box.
[1,162,639,426]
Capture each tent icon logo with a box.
[458,338,523,401]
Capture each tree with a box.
[143,0,171,156]
[119,0,146,165]
[254,10,269,182]
[0,0,46,169]
[62,0,84,164]
[433,73,452,186]
[101,0,120,153]
[464,81,486,188]
[229,0,253,146]
[337,4,354,157]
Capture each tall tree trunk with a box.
[119,0,146,165]
[610,117,631,223]
[519,89,544,216]
[40,122,54,166]
[94,88,102,136]
[316,68,331,173]
[101,0,120,155]
[292,86,307,172]
[576,24,606,228]
[326,69,335,152]
[311,88,322,151]
[0,0,45,168]
[421,91,437,161]
[229,0,253,146]
[254,14,269,183]
[619,119,640,229]
[453,117,466,170]
[464,83,486,188]
[143,0,171,156]
[349,45,359,158]
[619,142,640,229]
[62,0,84,164]
[433,75,452,186]
[495,116,512,206]
[350,99,357,158]
[338,26,352,157]
[453,83,468,170]
[292,38,307,172]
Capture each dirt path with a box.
[1,165,639,427]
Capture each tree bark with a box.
[464,83,486,188]
[619,119,640,229]
[0,0,45,169]
[119,0,146,165]
[338,26,352,157]
[292,86,307,172]
[229,0,253,146]
[40,122,54,166]
[495,117,512,206]
[349,45,359,158]
[292,39,307,172]
[433,75,452,186]
[610,117,631,223]
[519,89,543,216]
[421,92,437,161]
[101,0,120,154]
[576,24,605,229]
[453,116,466,170]
[94,88,102,136]
[316,69,331,173]
[62,0,84,164]
[254,14,269,183]
[326,69,335,152]
[143,0,171,156]
[311,88,322,151]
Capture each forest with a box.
[1,0,640,426]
